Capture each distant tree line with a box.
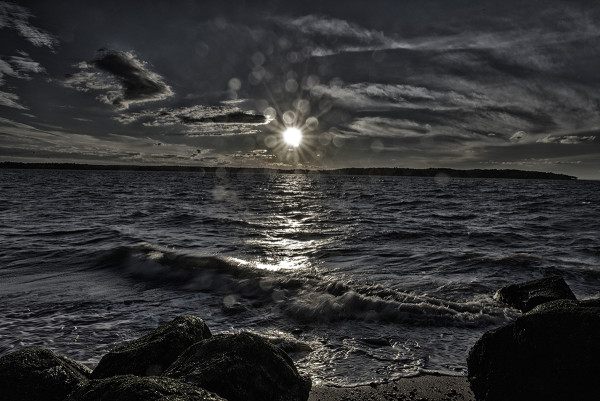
[0,162,577,180]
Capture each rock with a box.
[527,297,600,313]
[493,275,576,312]
[165,332,312,401]
[580,297,600,307]
[467,300,600,401]
[0,347,91,401]
[91,315,211,379]
[64,375,226,401]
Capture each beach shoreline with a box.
[308,374,474,401]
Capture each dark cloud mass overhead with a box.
[64,49,173,109]
[1,0,600,178]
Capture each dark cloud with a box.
[92,49,173,107]
[65,49,173,109]
[115,104,266,131]
[180,111,265,124]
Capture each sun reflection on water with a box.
[250,228,314,271]
[255,256,310,271]
[245,175,327,272]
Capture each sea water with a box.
[0,169,599,385]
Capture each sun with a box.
[282,127,302,147]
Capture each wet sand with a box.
[308,374,474,401]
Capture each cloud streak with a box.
[0,1,58,49]
[344,117,431,138]
[0,52,46,109]
[0,116,215,164]
[0,52,45,82]
[273,14,407,56]
[115,104,266,129]
[0,90,26,109]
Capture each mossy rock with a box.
[494,275,576,312]
[0,347,90,401]
[91,315,211,379]
[165,332,311,401]
[65,375,226,401]
[468,302,600,401]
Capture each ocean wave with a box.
[284,280,509,327]
[94,244,509,329]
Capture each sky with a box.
[1,0,600,179]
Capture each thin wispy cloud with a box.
[271,9,600,62]
[0,57,17,83]
[1,2,54,111]
[286,15,387,40]
[0,1,58,49]
[0,53,46,109]
[537,135,597,145]
[0,53,45,81]
[8,53,45,76]
[0,91,26,109]
[0,116,214,164]
[406,23,600,54]
[0,55,37,110]
[311,82,484,112]
[273,14,407,56]
[345,117,431,139]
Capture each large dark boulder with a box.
[164,332,312,401]
[468,299,600,401]
[493,275,576,312]
[91,315,211,379]
[0,347,91,401]
[64,375,226,401]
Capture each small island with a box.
[0,162,577,180]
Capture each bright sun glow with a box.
[282,127,302,147]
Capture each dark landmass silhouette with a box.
[0,162,577,180]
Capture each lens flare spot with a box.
[283,110,296,125]
[282,127,302,147]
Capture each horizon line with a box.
[0,161,578,180]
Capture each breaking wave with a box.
[96,243,510,328]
